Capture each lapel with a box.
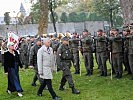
[42,45,51,54]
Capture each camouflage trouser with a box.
[128,54,133,74]
[112,53,123,74]
[72,53,80,72]
[83,52,93,72]
[60,62,74,88]
[123,52,131,73]
[96,52,107,74]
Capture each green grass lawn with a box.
[0,59,133,100]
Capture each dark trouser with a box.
[128,54,133,75]
[32,66,39,84]
[1,54,4,66]
[112,53,123,75]
[72,53,80,72]
[24,55,29,68]
[96,52,107,75]
[83,52,93,73]
[61,62,74,88]
[123,52,131,73]
[37,79,57,99]
[95,53,99,68]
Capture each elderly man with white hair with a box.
[37,38,61,100]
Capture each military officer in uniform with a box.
[122,29,131,74]
[19,38,29,69]
[128,25,133,80]
[69,32,80,74]
[109,29,123,79]
[57,36,80,94]
[81,29,94,76]
[94,29,108,76]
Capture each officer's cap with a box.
[61,36,69,41]
[97,29,103,32]
[83,29,88,32]
[36,37,41,42]
[111,28,119,32]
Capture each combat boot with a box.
[99,71,104,76]
[114,73,119,78]
[71,87,80,94]
[86,70,91,76]
[59,85,65,91]
[130,75,133,80]
[74,70,80,74]
[103,72,107,77]
[117,73,122,79]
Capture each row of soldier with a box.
[1,28,133,81]
[67,28,133,80]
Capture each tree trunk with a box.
[37,0,48,36]
[119,0,133,25]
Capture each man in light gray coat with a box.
[37,38,61,100]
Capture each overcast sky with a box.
[0,0,31,17]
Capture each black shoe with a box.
[37,93,42,96]
[53,96,62,100]
[72,87,80,94]
[31,83,36,87]
[86,70,92,76]
[103,72,107,77]
[59,85,64,91]
[86,73,91,76]
[114,73,119,78]
[117,73,122,79]
[130,77,133,80]
[74,71,80,74]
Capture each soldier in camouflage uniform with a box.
[94,29,108,76]
[81,29,94,76]
[57,36,80,94]
[109,29,123,79]
[69,32,80,74]
[122,29,131,74]
[29,38,42,86]
[19,38,29,69]
[51,36,60,71]
[127,25,133,80]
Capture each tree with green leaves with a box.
[60,12,68,23]
[78,12,88,22]
[30,2,40,23]
[49,11,58,23]
[4,12,11,25]
[92,0,121,27]
[31,0,68,34]
[68,12,79,22]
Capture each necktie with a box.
[47,47,50,54]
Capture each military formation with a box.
[1,24,133,99]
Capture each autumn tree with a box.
[4,12,11,25]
